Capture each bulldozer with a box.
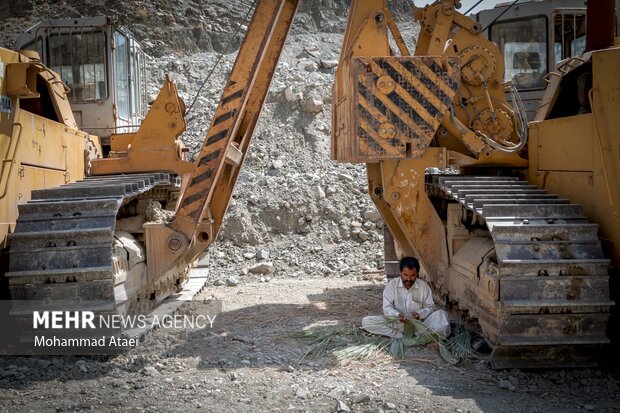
[331,0,618,368]
[0,0,617,367]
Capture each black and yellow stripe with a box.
[178,81,244,220]
[169,0,300,239]
[352,56,460,159]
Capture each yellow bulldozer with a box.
[332,0,618,368]
[0,0,618,368]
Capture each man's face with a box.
[400,266,417,290]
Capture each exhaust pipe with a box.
[585,0,615,52]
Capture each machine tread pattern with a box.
[7,173,177,312]
[429,175,612,368]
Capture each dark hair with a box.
[399,256,420,272]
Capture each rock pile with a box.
[151,36,387,282]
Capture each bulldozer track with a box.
[6,173,181,316]
[429,175,613,368]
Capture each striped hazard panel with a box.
[352,56,460,160]
[176,82,243,221]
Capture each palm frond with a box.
[292,319,477,366]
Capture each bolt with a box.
[442,4,454,15]
[168,237,182,251]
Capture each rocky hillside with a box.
[1,0,414,56]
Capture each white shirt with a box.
[382,277,435,320]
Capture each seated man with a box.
[362,256,450,338]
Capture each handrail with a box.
[0,122,23,200]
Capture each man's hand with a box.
[398,313,408,324]
[411,312,420,320]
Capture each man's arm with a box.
[382,280,401,318]
[415,281,436,320]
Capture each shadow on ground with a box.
[1,280,619,413]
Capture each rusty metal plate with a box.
[490,344,606,369]
[351,56,460,160]
[497,313,610,345]
[500,275,610,303]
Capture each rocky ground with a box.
[1,0,620,412]
[1,278,619,413]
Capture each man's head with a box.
[399,256,420,290]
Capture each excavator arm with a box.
[125,0,300,283]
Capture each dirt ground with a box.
[1,276,619,413]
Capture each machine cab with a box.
[16,16,147,144]
[474,0,619,120]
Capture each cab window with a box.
[552,11,586,65]
[114,31,130,121]
[489,16,548,90]
[48,31,106,102]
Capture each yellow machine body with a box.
[529,47,620,282]
[332,0,617,368]
[0,47,96,250]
